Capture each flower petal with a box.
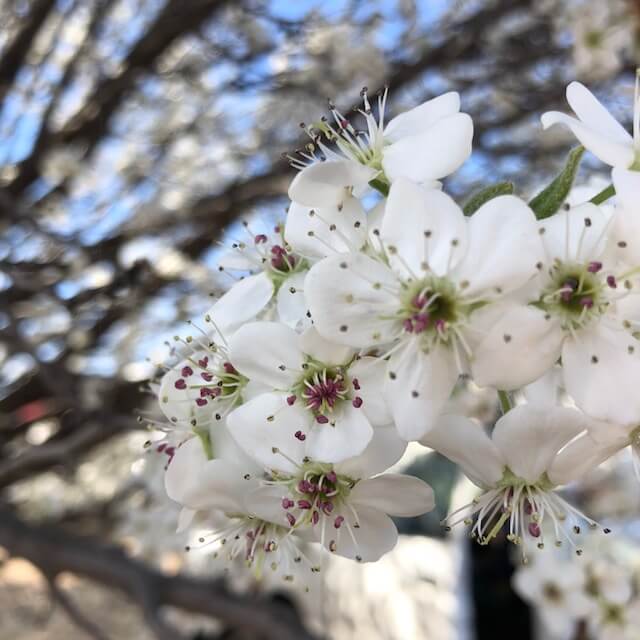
[541,112,634,168]
[226,392,307,474]
[492,405,587,484]
[610,169,640,265]
[228,321,304,388]
[384,92,460,142]
[382,113,473,183]
[288,159,376,207]
[548,431,627,486]
[562,324,640,424]
[164,438,247,512]
[538,203,611,263]
[421,414,504,488]
[384,338,459,440]
[298,326,354,365]
[284,197,366,257]
[207,272,274,335]
[305,253,400,348]
[305,403,373,463]
[350,474,435,517]
[276,270,311,330]
[382,178,468,277]
[566,82,632,144]
[348,356,392,427]
[317,504,398,562]
[337,425,407,478]
[451,195,543,298]
[470,303,564,390]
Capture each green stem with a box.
[589,184,615,205]
[369,178,389,197]
[497,390,512,415]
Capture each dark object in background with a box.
[471,536,533,640]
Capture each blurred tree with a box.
[0,0,638,637]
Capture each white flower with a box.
[589,598,640,640]
[284,195,368,259]
[472,203,640,425]
[239,427,434,563]
[541,81,639,169]
[423,405,611,555]
[164,437,318,584]
[585,559,633,606]
[214,223,311,331]
[226,322,390,463]
[513,554,591,637]
[305,178,543,439]
[287,89,473,207]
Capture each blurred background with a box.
[1,0,640,638]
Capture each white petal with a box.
[207,272,274,335]
[349,356,392,427]
[562,324,640,424]
[164,438,246,512]
[521,367,564,408]
[176,507,196,533]
[382,113,473,183]
[288,160,376,207]
[366,200,386,245]
[385,339,458,440]
[285,197,366,257]
[382,178,468,277]
[350,474,435,516]
[610,169,640,265]
[276,270,311,330]
[566,82,632,145]
[226,392,307,473]
[317,504,398,562]
[305,403,373,463]
[337,425,407,478]
[539,203,611,263]
[452,195,543,298]
[228,321,304,388]
[298,326,354,365]
[470,304,564,390]
[541,111,634,168]
[548,431,626,486]
[421,414,504,488]
[158,357,211,424]
[384,93,460,141]
[305,253,400,348]
[243,485,291,526]
[492,405,587,484]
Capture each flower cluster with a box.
[513,538,640,640]
[150,81,640,587]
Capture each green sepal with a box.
[369,178,389,197]
[463,182,514,216]
[194,427,214,460]
[529,146,585,219]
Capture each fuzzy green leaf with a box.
[529,146,585,219]
[463,182,514,216]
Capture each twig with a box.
[47,575,112,640]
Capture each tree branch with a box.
[0,505,318,640]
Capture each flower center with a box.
[541,261,612,330]
[265,242,307,290]
[172,356,247,410]
[444,467,607,560]
[542,582,563,603]
[288,362,362,425]
[275,462,356,531]
[398,276,462,342]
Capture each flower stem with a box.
[589,184,615,205]
[497,390,512,415]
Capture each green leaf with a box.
[368,178,389,197]
[529,146,585,219]
[590,183,615,205]
[463,181,514,216]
